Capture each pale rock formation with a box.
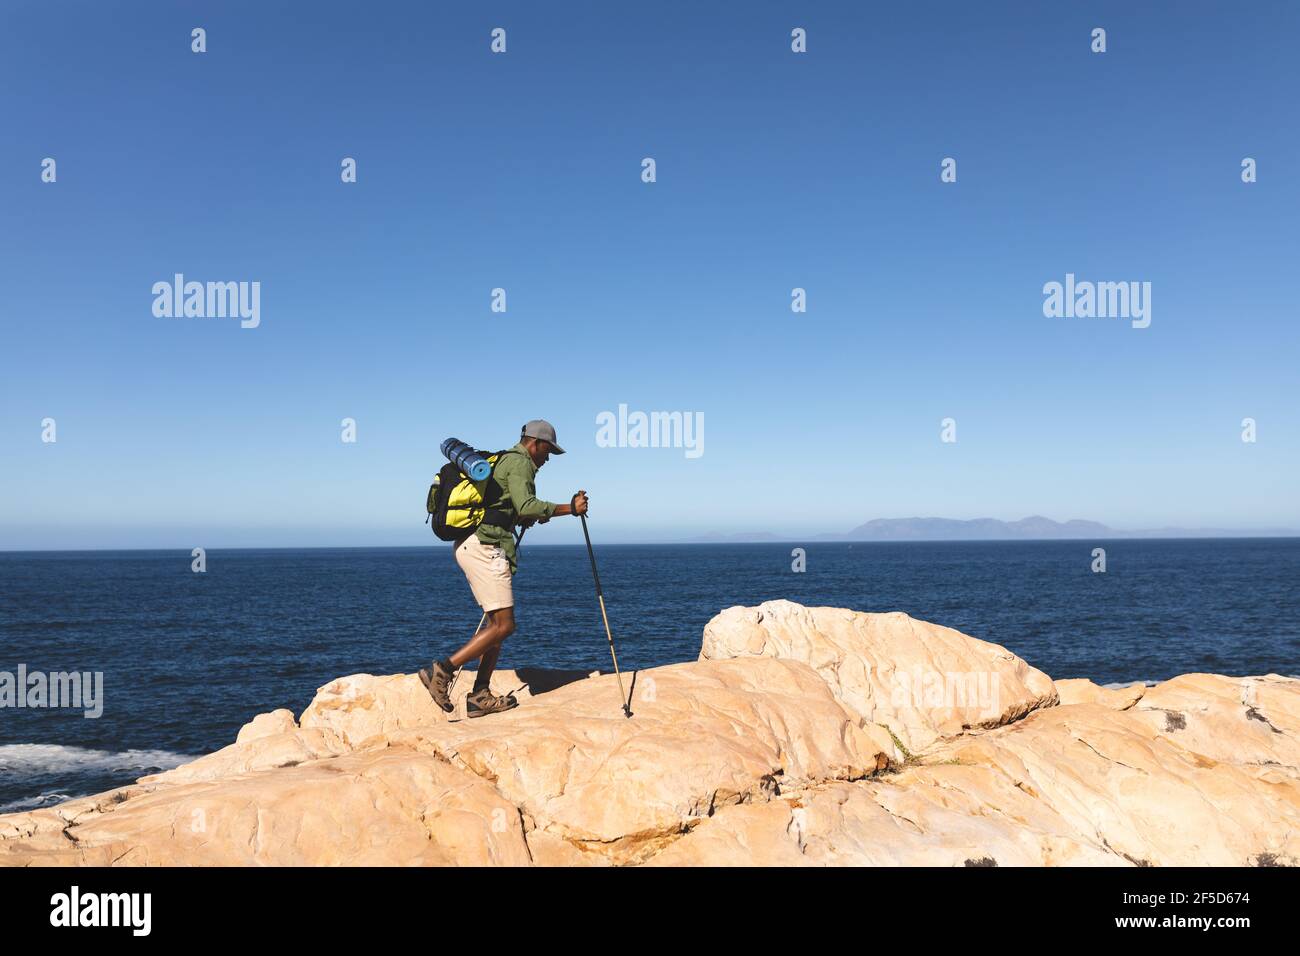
[1128,673,1300,768]
[0,655,890,867]
[141,670,542,787]
[9,750,529,866]
[386,659,893,864]
[301,672,491,747]
[920,693,1300,867]
[1054,678,1146,709]
[646,778,1121,867]
[701,600,1058,752]
[1,602,1296,867]
[648,672,1300,867]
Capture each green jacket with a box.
[475,443,557,571]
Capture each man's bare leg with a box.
[474,643,502,692]
[421,608,516,714]
[448,606,515,668]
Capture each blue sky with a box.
[1,1,1297,549]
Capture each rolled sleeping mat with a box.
[440,438,492,482]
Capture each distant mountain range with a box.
[692,516,1298,543]
[833,516,1112,541]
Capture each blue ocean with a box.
[2,539,1297,812]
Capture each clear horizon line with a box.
[4,533,1300,555]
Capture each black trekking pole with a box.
[580,514,632,718]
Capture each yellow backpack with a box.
[426,449,521,541]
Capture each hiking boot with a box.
[418,660,457,713]
[465,687,519,719]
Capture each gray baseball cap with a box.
[521,419,565,454]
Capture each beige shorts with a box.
[455,533,513,612]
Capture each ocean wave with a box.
[0,789,75,813]
[0,743,193,778]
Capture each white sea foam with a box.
[0,789,75,813]
[0,743,192,778]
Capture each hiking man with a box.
[420,420,589,718]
